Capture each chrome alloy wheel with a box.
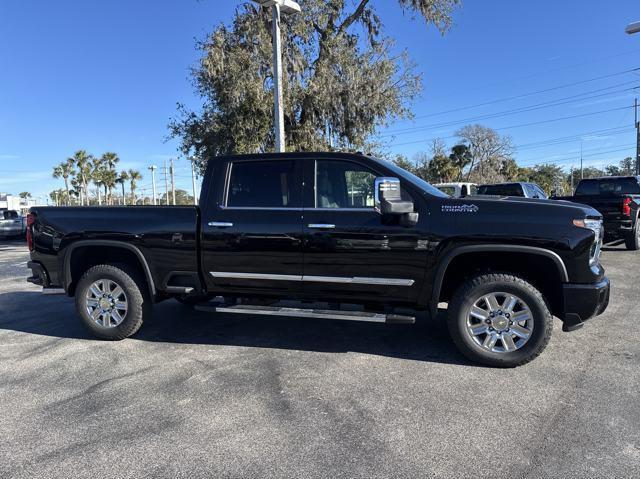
[465,292,533,353]
[85,279,128,328]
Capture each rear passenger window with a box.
[226,160,296,208]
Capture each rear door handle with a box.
[308,223,335,229]
[208,222,234,228]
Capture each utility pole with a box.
[170,158,176,205]
[570,166,574,192]
[148,165,157,205]
[251,0,301,153]
[163,160,169,205]
[580,142,584,180]
[191,158,198,205]
[635,98,639,175]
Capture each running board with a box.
[194,303,415,324]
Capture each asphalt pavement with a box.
[0,238,638,478]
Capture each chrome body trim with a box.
[207,221,234,227]
[209,271,414,286]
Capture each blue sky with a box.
[1,0,638,201]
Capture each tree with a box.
[455,124,515,183]
[160,189,194,206]
[568,166,605,189]
[19,192,31,199]
[523,164,569,196]
[449,144,472,180]
[100,152,120,204]
[605,157,635,176]
[52,159,75,205]
[91,156,105,205]
[169,0,460,171]
[128,169,142,204]
[391,154,416,175]
[71,150,94,206]
[116,171,129,205]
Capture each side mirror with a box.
[375,177,414,215]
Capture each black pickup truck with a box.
[27,152,610,367]
[553,176,640,250]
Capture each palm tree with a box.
[71,150,94,206]
[19,192,31,199]
[52,159,75,205]
[91,156,105,205]
[116,171,129,205]
[128,169,142,205]
[100,152,120,204]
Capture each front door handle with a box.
[208,221,234,228]
[308,223,335,229]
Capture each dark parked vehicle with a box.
[26,152,609,367]
[553,176,640,250]
[478,182,548,199]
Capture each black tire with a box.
[624,221,640,250]
[75,264,150,340]
[447,273,553,368]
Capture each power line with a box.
[384,84,638,136]
[389,105,636,148]
[518,144,636,167]
[404,68,640,122]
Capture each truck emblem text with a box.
[441,204,479,213]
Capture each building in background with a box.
[0,193,41,215]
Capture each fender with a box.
[63,240,156,297]
[429,244,569,318]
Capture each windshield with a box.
[575,178,640,196]
[2,210,19,220]
[380,160,449,197]
[478,184,523,196]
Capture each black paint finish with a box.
[28,152,609,324]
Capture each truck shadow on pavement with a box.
[0,291,470,366]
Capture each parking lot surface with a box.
[1,238,638,478]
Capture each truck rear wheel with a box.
[75,264,150,340]
[624,222,640,250]
[447,273,553,367]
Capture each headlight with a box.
[573,218,603,266]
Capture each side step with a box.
[194,303,415,324]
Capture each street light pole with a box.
[148,165,157,205]
[252,0,301,153]
[627,22,640,173]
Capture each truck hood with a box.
[433,195,601,246]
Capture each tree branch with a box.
[337,0,371,34]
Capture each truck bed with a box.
[28,206,200,293]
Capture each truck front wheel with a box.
[447,273,553,367]
[75,264,150,340]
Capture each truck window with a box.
[316,160,376,208]
[226,160,296,207]
[575,178,640,196]
[3,210,18,220]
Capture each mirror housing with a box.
[375,177,415,215]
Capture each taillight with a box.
[26,213,35,251]
[622,197,632,216]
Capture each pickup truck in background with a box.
[0,209,25,238]
[553,176,640,250]
[477,182,548,199]
[26,152,610,367]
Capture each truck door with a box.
[200,157,304,297]
[301,157,429,304]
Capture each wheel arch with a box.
[430,245,568,318]
[63,240,156,298]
